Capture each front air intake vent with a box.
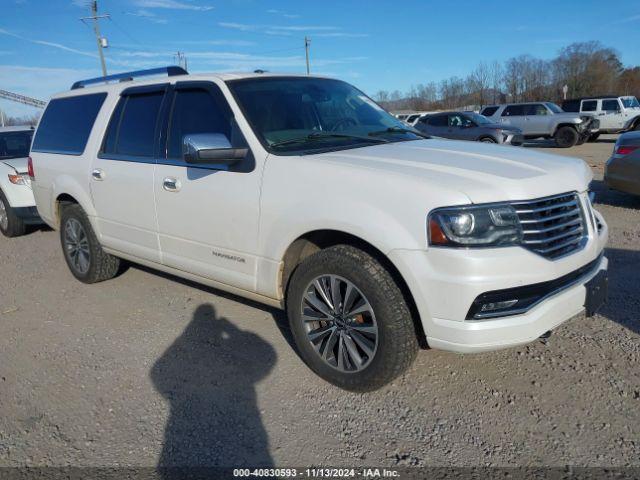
[512,192,587,260]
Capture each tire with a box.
[286,245,419,392]
[554,126,579,148]
[0,189,26,238]
[479,137,497,143]
[588,133,600,142]
[634,122,640,131]
[60,203,121,284]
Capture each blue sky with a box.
[1,0,640,117]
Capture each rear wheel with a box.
[0,189,26,238]
[554,126,579,148]
[60,204,121,284]
[479,137,497,143]
[286,245,419,392]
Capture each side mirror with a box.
[182,133,248,165]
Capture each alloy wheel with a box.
[64,218,91,275]
[301,275,378,373]
[0,198,8,231]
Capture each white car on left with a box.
[0,126,41,237]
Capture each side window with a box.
[167,87,233,160]
[481,106,499,117]
[102,91,165,158]
[528,104,548,115]
[32,93,107,155]
[581,100,597,112]
[602,99,620,112]
[428,115,448,127]
[502,105,524,116]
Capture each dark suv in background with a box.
[414,111,523,145]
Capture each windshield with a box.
[621,97,640,108]
[545,102,563,114]
[228,77,423,154]
[0,130,33,159]
[467,113,491,125]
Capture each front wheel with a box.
[286,245,419,391]
[479,137,497,143]
[0,189,26,238]
[60,204,121,284]
[554,126,579,148]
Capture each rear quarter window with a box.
[481,106,499,116]
[32,93,107,155]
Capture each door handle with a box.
[92,169,105,181]
[163,177,181,192]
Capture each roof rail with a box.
[71,66,188,90]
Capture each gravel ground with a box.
[0,136,638,470]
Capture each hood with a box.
[314,139,592,204]
[553,112,585,122]
[1,157,28,173]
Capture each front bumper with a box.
[388,203,609,354]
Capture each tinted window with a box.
[524,104,548,116]
[481,106,499,116]
[562,100,579,112]
[602,99,620,111]
[103,92,164,157]
[502,105,524,116]
[167,88,232,159]
[428,115,448,127]
[0,131,33,159]
[32,93,106,155]
[581,100,597,112]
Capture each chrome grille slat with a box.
[518,207,581,224]
[512,192,587,260]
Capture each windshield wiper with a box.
[270,132,389,149]
[368,127,430,139]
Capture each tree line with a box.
[375,41,640,112]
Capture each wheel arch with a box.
[280,229,428,348]
[552,122,579,136]
[51,175,97,228]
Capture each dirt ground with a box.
[0,135,638,471]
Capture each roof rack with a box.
[71,66,188,90]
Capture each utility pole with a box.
[304,36,311,75]
[81,1,109,77]
[174,51,188,71]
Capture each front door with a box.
[153,81,263,292]
[90,86,168,263]
[523,104,550,136]
[598,99,625,131]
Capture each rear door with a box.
[153,81,262,291]
[499,105,526,130]
[90,85,168,263]
[599,99,625,131]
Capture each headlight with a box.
[428,204,523,247]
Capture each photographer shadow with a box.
[151,303,276,474]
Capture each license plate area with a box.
[585,270,608,317]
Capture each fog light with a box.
[480,299,518,312]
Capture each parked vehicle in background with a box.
[0,126,40,237]
[395,113,409,122]
[605,130,640,196]
[562,95,640,141]
[415,111,523,145]
[480,102,599,148]
[31,67,608,391]
[404,113,422,126]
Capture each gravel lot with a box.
[0,136,638,471]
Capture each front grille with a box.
[512,192,587,260]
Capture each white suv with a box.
[31,67,609,391]
[562,95,640,139]
[0,126,41,237]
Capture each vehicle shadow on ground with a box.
[150,303,277,475]
[590,179,640,209]
[600,247,640,336]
